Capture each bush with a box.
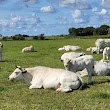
[33,36,39,40]
[12,34,25,40]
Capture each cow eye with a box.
[15,72,19,75]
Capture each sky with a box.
[0,0,110,36]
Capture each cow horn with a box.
[16,65,21,69]
[16,65,27,73]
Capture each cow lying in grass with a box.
[8,66,83,92]
[22,46,34,53]
[58,45,82,51]
[95,39,110,54]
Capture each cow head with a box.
[80,52,85,56]
[63,58,72,70]
[8,66,27,81]
[0,42,3,48]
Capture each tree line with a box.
[68,25,110,36]
[0,34,45,40]
[0,25,110,41]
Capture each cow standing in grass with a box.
[63,55,94,84]
[103,47,110,61]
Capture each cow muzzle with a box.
[8,77,15,82]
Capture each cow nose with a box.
[65,65,68,67]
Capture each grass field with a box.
[0,38,110,110]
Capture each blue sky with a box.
[0,0,110,36]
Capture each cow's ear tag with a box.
[22,69,27,74]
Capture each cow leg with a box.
[29,79,43,89]
[86,68,93,84]
[56,86,72,92]
[97,47,100,54]
[103,54,106,61]
[0,53,2,62]
[106,55,109,61]
[29,84,42,89]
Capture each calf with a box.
[63,55,94,84]
[103,47,110,61]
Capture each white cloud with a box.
[93,8,107,15]
[23,0,38,5]
[0,13,41,32]
[71,9,88,23]
[10,16,23,28]
[40,6,55,13]
[59,0,91,9]
[72,9,81,18]
[0,19,8,28]
[101,0,110,8]
[92,7,98,12]
[100,9,107,15]
[74,18,84,23]
[56,16,68,25]
[60,0,76,7]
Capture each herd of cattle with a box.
[0,39,110,92]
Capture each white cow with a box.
[0,42,3,61]
[86,47,97,54]
[86,47,103,54]
[103,47,110,61]
[61,45,82,51]
[58,47,65,51]
[8,66,83,92]
[22,46,34,53]
[61,52,85,63]
[76,61,110,76]
[75,69,88,77]
[94,61,110,76]
[63,55,94,84]
[95,39,110,54]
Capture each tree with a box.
[12,34,25,40]
[68,25,110,36]
[77,28,86,36]
[96,25,109,35]
[23,34,29,37]
[84,27,95,36]
[39,34,45,40]
[68,28,77,36]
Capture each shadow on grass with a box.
[0,87,4,92]
[22,51,37,53]
[92,79,110,85]
[0,60,17,62]
[81,78,110,90]
[81,83,90,90]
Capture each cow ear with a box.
[16,65,21,69]
[69,59,72,63]
[60,59,63,62]
[22,69,27,74]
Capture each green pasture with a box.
[0,38,110,110]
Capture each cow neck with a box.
[22,71,32,86]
